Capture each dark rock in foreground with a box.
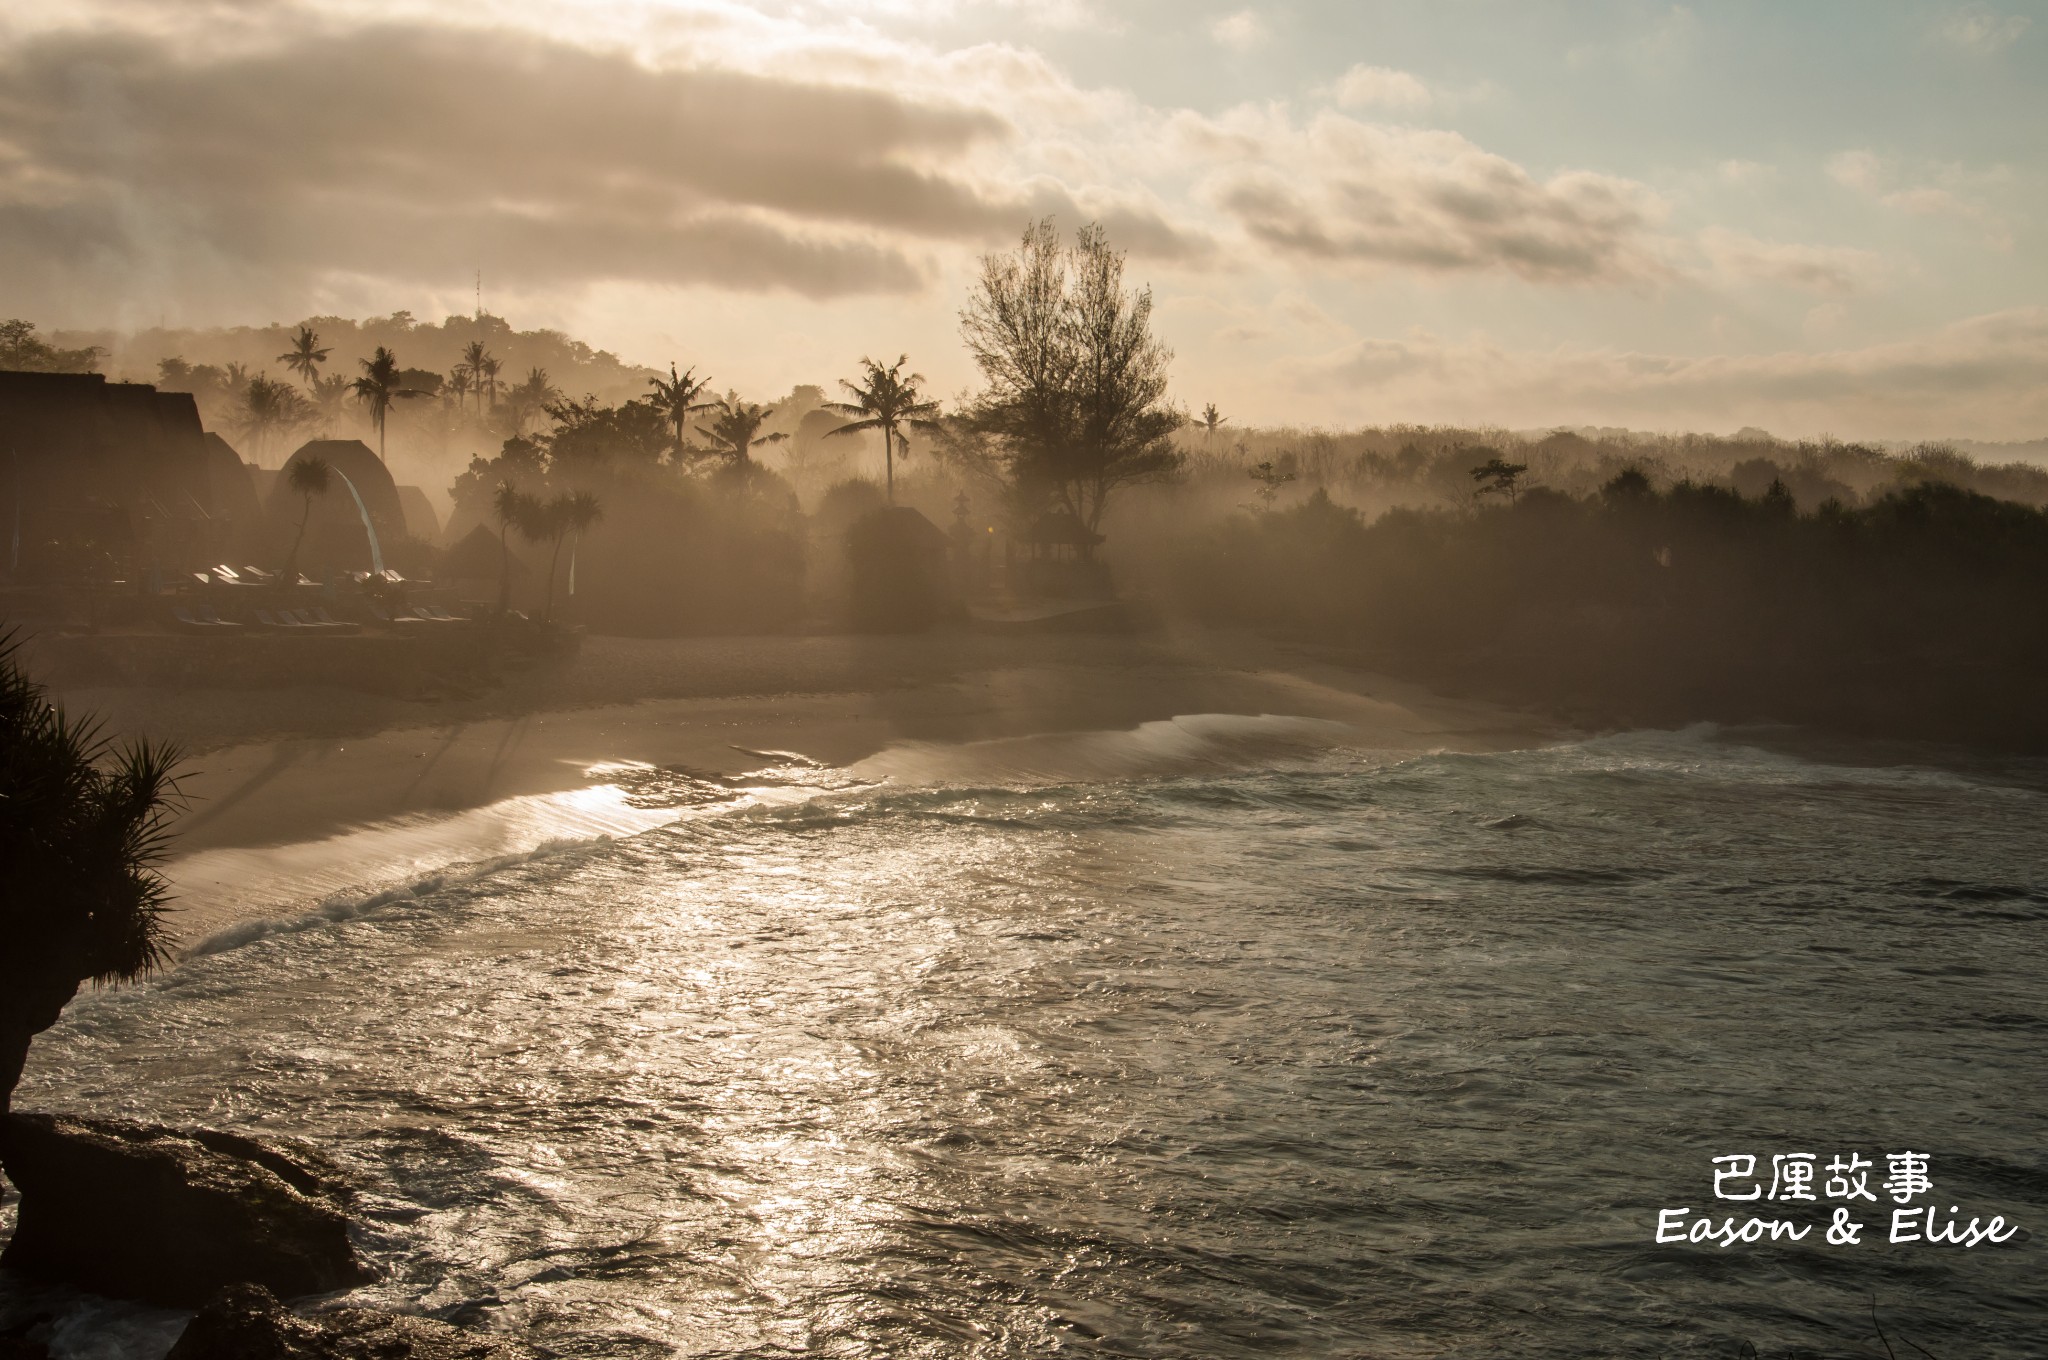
[0,1113,370,1307]
[168,1286,534,1360]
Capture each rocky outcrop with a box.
[167,1286,533,1360]
[0,1113,369,1308]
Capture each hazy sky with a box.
[4,0,2044,438]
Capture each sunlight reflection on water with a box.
[7,721,2047,1358]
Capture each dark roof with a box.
[441,523,528,579]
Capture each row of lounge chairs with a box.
[366,603,472,628]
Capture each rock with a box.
[167,1285,533,1360]
[0,1113,370,1308]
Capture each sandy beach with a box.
[41,627,1555,944]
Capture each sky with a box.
[2,0,2044,439]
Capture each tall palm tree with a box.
[1197,403,1227,443]
[350,346,420,463]
[477,353,504,409]
[308,373,353,437]
[825,355,943,503]
[1,630,181,1113]
[277,324,329,388]
[280,456,331,582]
[696,400,788,465]
[447,365,474,412]
[460,340,493,405]
[646,363,716,461]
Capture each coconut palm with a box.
[308,373,353,436]
[647,363,716,461]
[1,629,182,1113]
[234,373,310,462]
[459,340,493,403]
[477,353,504,409]
[350,346,422,462]
[277,324,329,388]
[504,367,561,436]
[280,456,331,582]
[448,365,475,412]
[696,399,788,465]
[825,355,942,503]
[1196,403,1227,443]
[512,490,602,626]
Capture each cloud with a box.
[1282,307,2048,440]
[1332,65,1432,111]
[1208,9,1269,50]
[1826,149,2009,247]
[1698,227,1887,295]
[0,15,1222,319]
[1937,5,2031,53]
[1181,107,1672,284]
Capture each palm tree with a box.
[280,456,331,582]
[492,481,538,615]
[234,373,310,462]
[277,324,329,388]
[647,363,716,461]
[825,355,943,503]
[504,367,561,436]
[308,373,353,437]
[1197,403,1227,443]
[477,353,504,409]
[460,341,493,405]
[1,629,181,1113]
[696,399,788,465]
[513,491,602,626]
[350,346,420,463]
[447,365,474,412]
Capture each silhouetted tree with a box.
[277,324,329,387]
[697,400,788,465]
[961,218,1181,554]
[504,367,561,436]
[234,374,310,462]
[1249,459,1297,507]
[647,363,717,462]
[351,347,420,463]
[1197,403,1227,442]
[447,365,474,411]
[493,481,539,615]
[0,631,181,1113]
[0,319,103,374]
[1471,456,1529,506]
[280,456,331,582]
[512,491,603,625]
[826,355,943,503]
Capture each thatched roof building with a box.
[0,369,256,579]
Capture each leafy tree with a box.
[276,324,329,387]
[826,355,943,503]
[697,400,788,465]
[0,319,103,374]
[350,347,422,462]
[1470,456,1530,506]
[647,364,717,462]
[542,395,671,476]
[280,456,331,582]
[960,218,1181,553]
[0,631,181,1113]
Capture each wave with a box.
[849,713,1358,788]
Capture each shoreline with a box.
[39,629,1557,944]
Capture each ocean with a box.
[6,718,2045,1358]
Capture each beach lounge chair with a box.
[311,607,362,634]
[254,609,302,630]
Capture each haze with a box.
[3,0,2044,440]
